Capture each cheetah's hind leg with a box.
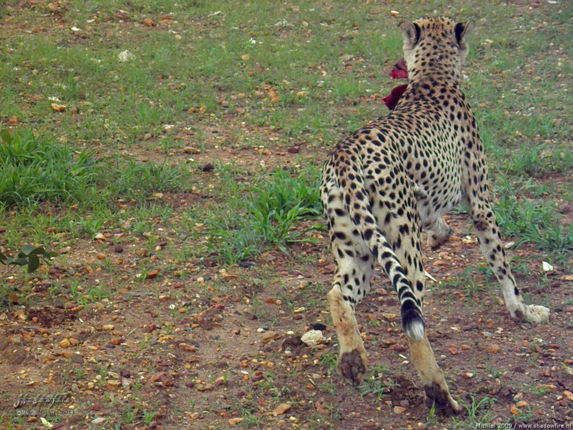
[408,335,464,415]
[328,284,368,385]
[426,216,452,250]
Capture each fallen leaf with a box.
[179,343,197,352]
[487,344,500,354]
[51,103,66,112]
[273,403,291,416]
[146,269,160,279]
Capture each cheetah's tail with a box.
[334,151,425,341]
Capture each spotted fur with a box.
[320,17,549,413]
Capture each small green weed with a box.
[359,374,398,402]
[0,245,55,273]
[464,395,496,425]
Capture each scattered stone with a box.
[301,330,326,348]
[238,261,256,268]
[542,261,554,272]
[201,163,215,172]
[229,417,243,425]
[261,331,281,345]
[109,337,124,346]
[282,335,303,351]
[70,354,84,364]
[118,50,135,62]
[393,406,406,414]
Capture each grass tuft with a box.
[0,129,99,208]
[494,181,572,252]
[207,168,323,264]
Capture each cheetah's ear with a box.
[400,21,421,48]
[454,21,473,48]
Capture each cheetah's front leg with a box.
[464,157,549,323]
[471,213,549,323]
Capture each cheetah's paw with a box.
[523,304,550,323]
[427,231,451,250]
[424,382,464,416]
[339,349,367,386]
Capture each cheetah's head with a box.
[399,17,473,83]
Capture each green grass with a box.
[205,167,323,264]
[0,129,99,208]
[494,179,572,252]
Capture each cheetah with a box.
[320,17,549,414]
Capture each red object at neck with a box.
[382,84,408,110]
[389,58,408,80]
[383,59,408,110]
